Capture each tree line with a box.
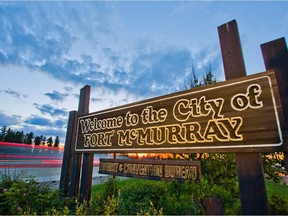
[0,126,60,147]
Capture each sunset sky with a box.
[0,1,287,143]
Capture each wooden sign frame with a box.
[75,70,283,153]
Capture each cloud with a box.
[64,86,74,92]
[24,115,54,127]
[0,111,66,141]
[54,118,67,129]
[1,88,28,99]
[127,44,192,96]
[0,111,20,126]
[0,2,223,108]
[44,90,69,102]
[33,103,68,117]
[91,98,105,103]
[22,124,66,141]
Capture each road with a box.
[0,142,109,184]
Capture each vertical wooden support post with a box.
[261,38,288,174]
[69,85,91,199]
[203,197,224,215]
[78,85,94,203]
[218,19,269,215]
[79,153,94,203]
[59,110,78,196]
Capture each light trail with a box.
[0,141,99,169]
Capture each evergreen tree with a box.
[203,64,217,85]
[4,128,14,142]
[0,126,7,141]
[47,137,53,147]
[41,136,46,146]
[54,136,60,148]
[183,63,201,90]
[14,131,24,143]
[24,132,34,144]
[34,136,41,145]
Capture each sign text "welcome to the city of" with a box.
[76,70,282,153]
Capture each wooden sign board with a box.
[99,158,201,182]
[76,70,283,153]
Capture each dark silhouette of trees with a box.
[47,136,53,147]
[54,136,60,148]
[0,126,60,147]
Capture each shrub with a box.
[0,174,72,215]
[119,179,167,215]
[269,194,288,215]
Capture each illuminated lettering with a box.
[83,131,114,147]
[141,106,168,124]
[231,84,263,111]
[79,117,123,134]
[173,96,224,121]
[116,117,243,147]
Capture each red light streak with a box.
[0,141,64,151]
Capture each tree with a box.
[202,64,217,85]
[47,137,53,147]
[183,63,202,90]
[34,136,41,145]
[14,131,24,143]
[24,132,34,144]
[41,136,46,146]
[54,136,60,148]
[0,126,7,141]
[4,128,14,142]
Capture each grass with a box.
[266,179,288,199]
[90,177,288,215]
[91,177,158,195]
[91,177,288,199]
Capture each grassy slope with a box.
[91,177,288,199]
[266,179,288,198]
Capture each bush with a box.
[0,173,72,215]
[269,194,288,215]
[119,179,167,215]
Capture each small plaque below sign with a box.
[99,158,201,182]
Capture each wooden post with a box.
[218,19,269,214]
[261,38,288,174]
[69,85,91,199]
[78,85,94,203]
[79,153,94,203]
[59,110,78,196]
[203,197,224,215]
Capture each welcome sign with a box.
[75,70,282,153]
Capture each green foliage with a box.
[182,63,218,90]
[86,177,121,215]
[137,201,164,216]
[3,173,286,215]
[75,200,89,215]
[262,152,286,183]
[268,194,288,215]
[103,176,119,199]
[0,174,72,215]
[118,179,166,215]
[162,180,208,215]
[104,194,121,215]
